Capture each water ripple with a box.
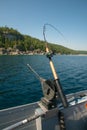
[0,55,87,109]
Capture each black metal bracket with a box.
[40,79,59,110]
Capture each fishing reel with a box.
[46,50,56,59]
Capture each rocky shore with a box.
[0,48,44,55]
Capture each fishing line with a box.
[43,23,68,47]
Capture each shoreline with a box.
[0,53,87,56]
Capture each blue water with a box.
[0,55,87,110]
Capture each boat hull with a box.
[1,90,87,130]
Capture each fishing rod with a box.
[43,23,68,108]
[27,64,43,81]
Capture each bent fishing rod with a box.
[43,23,68,108]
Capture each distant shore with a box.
[0,48,87,56]
[0,48,45,55]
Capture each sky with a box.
[0,0,87,50]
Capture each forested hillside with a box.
[0,26,87,55]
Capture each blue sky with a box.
[0,0,87,50]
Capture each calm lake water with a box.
[0,55,87,110]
